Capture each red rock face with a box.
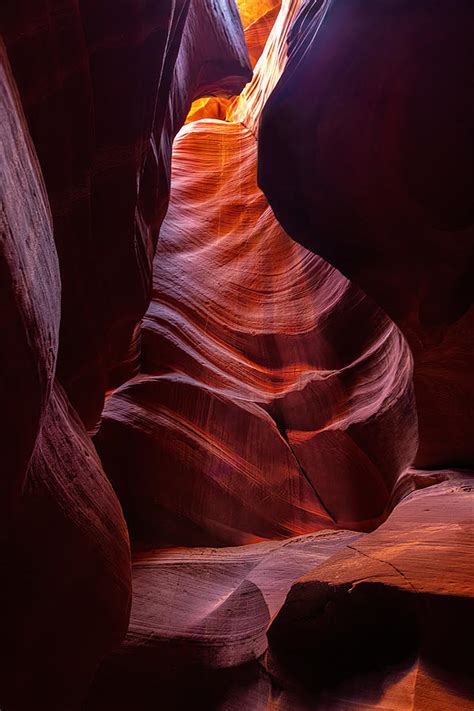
[1,2,250,708]
[1,0,473,708]
[0,38,60,509]
[96,114,417,545]
[2,0,251,430]
[96,0,417,545]
[267,470,474,709]
[1,42,131,710]
[87,471,474,710]
[3,382,132,710]
[259,0,474,468]
[90,1,473,707]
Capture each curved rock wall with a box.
[259,0,474,467]
[0,3,251,708]
[90,4,472,707]
[1,43,131,710]
[2,0,251,430]
[86,470,474,711]
[96,0,417,546]
[0,38,60,508]
[1,0,472,708]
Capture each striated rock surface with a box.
[97,118,416,543]
[96,0,417,547]
[0,37,59,510]
[3,383,132,710]
[259,0,474,468]
[90,3,472,706]
[105,529,360,671]
[2,0,251,430]
[86,472,473,710]
[2,0,472,708]
[87,529,360,709]
[268,471,474,709]
[1,44,131,710]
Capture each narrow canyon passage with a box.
[89,1,473,708]
[97,49,417,543]
[1,0,473,709]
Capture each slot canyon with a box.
[1,0,473,708]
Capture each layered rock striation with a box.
[91,2,473,707]
[96,0,417,546]
[1,0,473,709]
[259,0,474,468]
[1,2,251,708]
[1,42,131,710]
[87,471,474,710]
[2,0,251,429]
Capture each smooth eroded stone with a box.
[268,472,474,707]
[259,0,474,467]
[2,0,251,430]
[1,382,132,710]
[0,38,60,507]
[87,529,360,708]
[96,0,417,546]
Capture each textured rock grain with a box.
[0,38,60,508]
[97,0,417,545]
[1,41,131,709]
[2,0,251,429]
[259,0,474,467]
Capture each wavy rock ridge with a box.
[97,0,417,546]
[259,0,474,469]
[1,0,472,709]
[1,40,131,710]
[97,119,417,543]
[92,1,472,708]
[3,0,251,430]
[1,3,250,708]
